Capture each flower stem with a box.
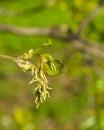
[0,54,17,63]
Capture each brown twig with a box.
[72,39,104,59]
[0,24,70,41]
[0,24,53,35]
[0,24,68,37]
[0,23,104,60]
[76,3,104,35]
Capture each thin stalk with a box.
[0,54,18,63]
[33,42,52,54]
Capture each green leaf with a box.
[41,54,54,63]
[45,60,63,76]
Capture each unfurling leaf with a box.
[45,60,63,76]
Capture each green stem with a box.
[33,42,52,54]
[0,54,18,63]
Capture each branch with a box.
[76,3,104,35]
[92,63,104,79]
[79,37,104,50]
[0,24,52,35]
[83,55,104,79]
[72,38,104,59]
[0,23,70,41]
[0,23,104,59]
[0,24,66,35]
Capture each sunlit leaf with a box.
[41,54,54,62]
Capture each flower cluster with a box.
[0,42,63,108]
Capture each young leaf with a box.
[41,54,54,63]
[45,60,63,76]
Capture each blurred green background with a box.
[0,0,104,130]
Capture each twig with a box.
[0,23,104,59]
[93,63,104,79]
[76,3,104,35]
[0,24,70,41]
[71,39,104,59]
[0,24,68,37]
[0,24,52,35]
[0,54,18,63]
[83,55,104,79]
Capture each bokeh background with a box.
[0,0,104,130]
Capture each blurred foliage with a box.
[0,0,104,130]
